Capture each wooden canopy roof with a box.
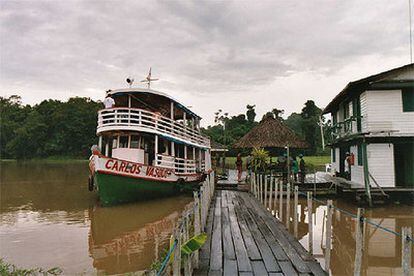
[233,116,308,149]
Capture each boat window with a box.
[112,137,118,149]
[130,135,140,149]
[119,136,129,148]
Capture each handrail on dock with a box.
[155,171,215,276]
[249,172,413,275]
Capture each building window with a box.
[402,89,414,112]
[332,148,336,162]
[357,144,363,166]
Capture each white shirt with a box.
[103,97,115,108]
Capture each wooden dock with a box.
[196,190,325,276]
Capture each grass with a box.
[221,155,330,170]
[0,259,62,276]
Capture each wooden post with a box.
[274,178,279,212]
[269,174,273,211]
[260,174,263,203]
[172,225,181,275]
[279,180,283,221]
[184,213,191,276]
[294,186,298,238]
[286,183,290,228]
[264,175,268,208]
[193,192,200,269]
[200,186,205,230]
[354,208,364,276]
[307,192,313,254]
[325,200,333,273]
[402,227,412,276]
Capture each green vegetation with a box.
[203,100,330,156]
[0,259,62,275]
[1,95,101,160]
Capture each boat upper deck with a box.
[97,88,210,149]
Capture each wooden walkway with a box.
[196,190,325,276]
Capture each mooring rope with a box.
[156,239,178,276]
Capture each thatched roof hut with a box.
[233,116,308,149]
[210,141,228,152]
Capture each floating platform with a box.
[195,190,325,276]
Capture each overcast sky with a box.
[1,0,412,126]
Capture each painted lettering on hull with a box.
[101,158,174,180]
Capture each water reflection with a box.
[0,161,191,274]
[274,198,414,275]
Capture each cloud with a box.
[0,0,411,125]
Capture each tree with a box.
[246,104,256,123]
[285,112,303,137]
[300,100,322,155]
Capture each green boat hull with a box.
[95,172,197,206]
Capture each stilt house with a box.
[323,63,414,190]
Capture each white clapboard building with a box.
[322,63,414,192]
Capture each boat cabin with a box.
[96,88,211,174]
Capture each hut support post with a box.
[307,192,313,255]
[294,186,298,238]
[279,179,283,221]
[354,208,365,276]
[264,175,268,208]
[402,227,412,276]
[286,183,290,228]
[325,200,333,272]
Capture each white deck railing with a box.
[97,108,210,148]
[156,154,197,174]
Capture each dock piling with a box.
[325,200,333,273]
[354,208,364,276]
[294,186,298,238]
[268,174,273,211]
[279,179,283,221]
[264,175,268,209]
[286,183,290,228]
[402,227,412,276]
[307,191,313,255]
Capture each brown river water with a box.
[1,162,413,275]
[0,161,191,275]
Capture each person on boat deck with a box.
[299,154,306,183]
[235,154,243,182]
[103,94,115,109]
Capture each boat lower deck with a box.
[196,190,325,276]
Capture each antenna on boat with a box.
[140,67,159,89]
[126,77,134,88]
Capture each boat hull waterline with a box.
[90,155,203,206]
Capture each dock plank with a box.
[221,206,236,260]
[223,259,237,276]
[242,210,281,272]
[251,261,268,276]
[228,204,252,272]
[210,196,223,271]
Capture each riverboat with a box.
[88,74,211,205]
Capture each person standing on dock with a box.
[236,153,243,182]
[299,154,306,183]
